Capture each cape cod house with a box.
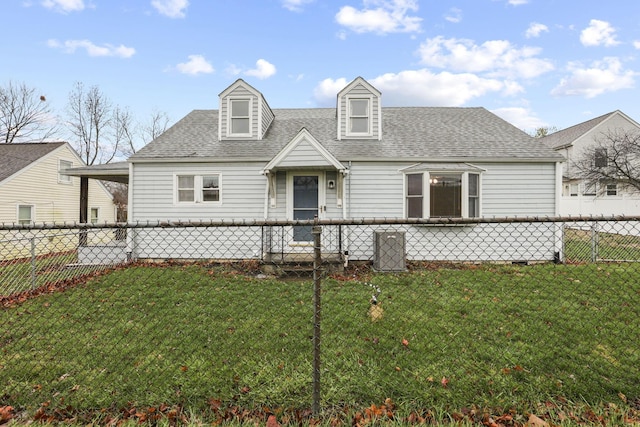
[122,77,565,264]
[542,110,640,216]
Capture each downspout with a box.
[263,171,270,219]
[343,161,352,268]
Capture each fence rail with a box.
[1,216,639,422]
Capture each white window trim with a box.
[345,96,373,137]
[174,173,222,205]
[90,207,100,224]
[17,204,35,225]
[227,97,252,138]
[403,171,481,219]
[58,159,73,184]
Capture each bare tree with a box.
[142,109,171,143]
[113,105,137,157]
[117,109,170,157]
[66,82,116,165]
[572,129,640,193]
[0,81,59,143]
[532,126,558,138]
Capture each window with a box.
[594,148,607,168]
[202,175,220,202]
[176,174,221,204]
[348,98,370,135]
[90,207,99,224]
[59,160,72,184]
[230,99,250,135]
[406,172,480,219]
[570,183,579,197]
[406,174,424,218]
[18,205,34,225]
[468,173,479,217]
[606,183,617,196]
[583,182,596,196]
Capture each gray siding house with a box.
[127,77,564,262]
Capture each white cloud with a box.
[176,55,214,75]
[151,0,189,18]
[525,22,548,38]
[245,59,277,80]
[551,57,635,98]
[281,0,313,12]
[580,19,620,47]
[314,78,350,103]
[633,40,640,49]
[491,107,546,131]
[507,0,528,5]
[417,36,554,79]
[335,0,422,34]
[41,0,84,13]
[47,39,135,58]
[444,8,462,24]
[313,70,509,107]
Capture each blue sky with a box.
[3,0,640,135]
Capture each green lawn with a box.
[1,262,639,424]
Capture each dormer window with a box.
[230,98,251,136]
[348,98,371,135]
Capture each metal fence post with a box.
[312,224,322,416]
[30,236,37,290]
[591,221,599,262]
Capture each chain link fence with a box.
[1,217,639,422]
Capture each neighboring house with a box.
[542,110,640,216]
[123,77,565,263]
[0,142,116,225]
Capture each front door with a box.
[292,174,320,242]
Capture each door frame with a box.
[286,171,326,245]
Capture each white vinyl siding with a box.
[344,162,556,219]
[276,139,336,168]
[0,145,116,225]
[219,82,275,140]
[131,162,266,221]
[481,163,557,216]
[338,82,380,140]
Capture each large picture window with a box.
[176,174,221,204]
[405,170,481,219]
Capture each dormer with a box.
[336,77,382,141]
[218,79,274,141]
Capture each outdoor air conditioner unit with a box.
[373,231,406,271]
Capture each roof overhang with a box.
[63,161,129,183]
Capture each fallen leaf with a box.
[441,377,449,388]
[527,414,549,427]
[402,338,409,347]
[266,414,280,427]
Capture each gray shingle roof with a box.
[132,107,564,162]
[0,142,66,182]
[541,111,616,150]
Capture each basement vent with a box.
[373,231,406,272]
